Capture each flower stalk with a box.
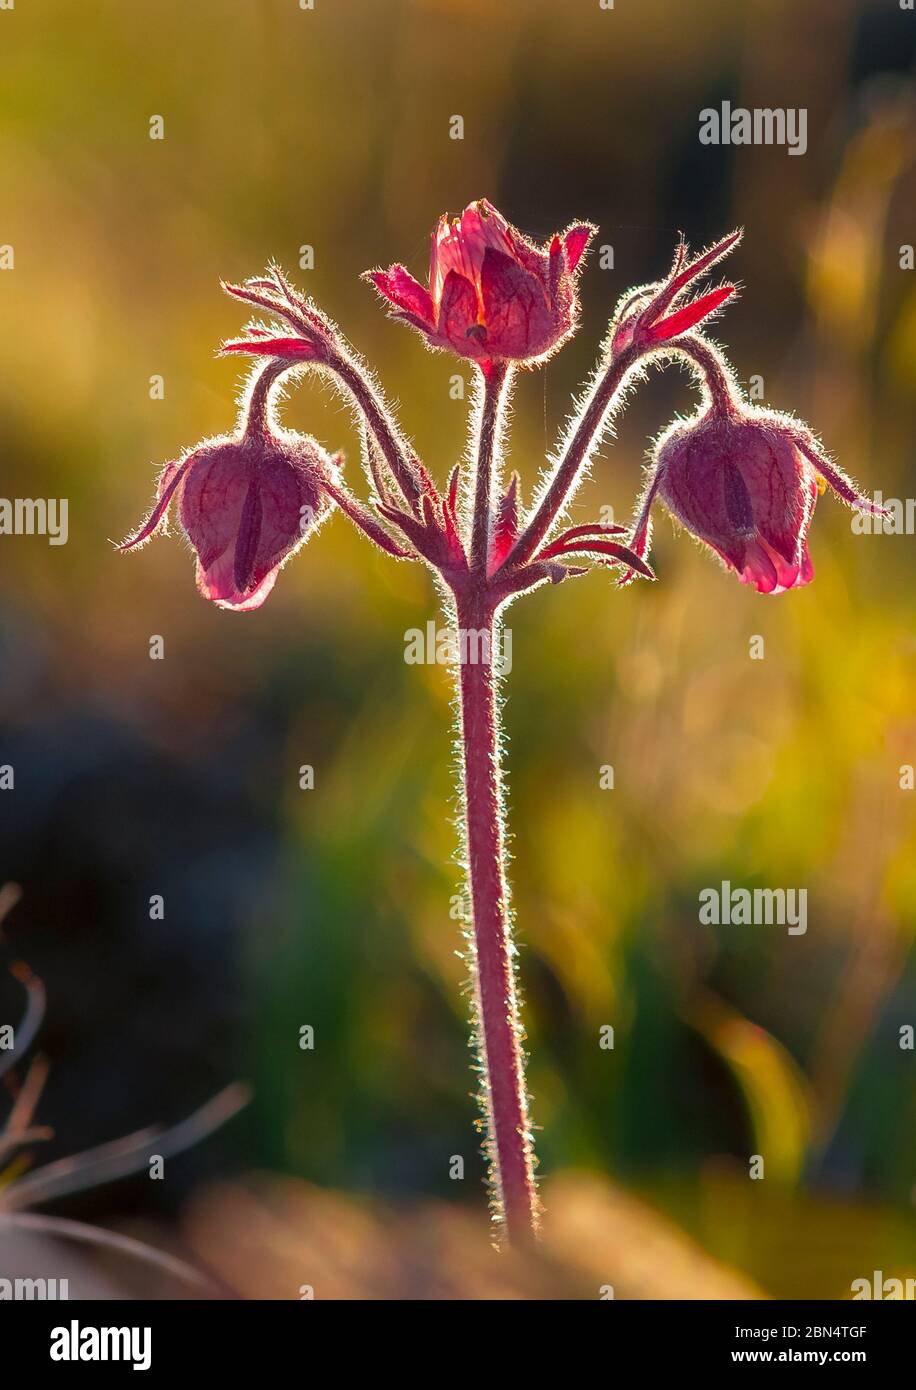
[470,362,512,571]
[454,586,538,1240]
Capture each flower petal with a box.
[739,535,812,594]
[233,478,264,592]
[666,230,743,300]
[437,269,480,345]
[221,336,322,360]
[365,265,435,325]
[196,551,280,611]
[119,458,188,550]
[479,248,553,358]
[562,224,595,273]
[647,285,735,343]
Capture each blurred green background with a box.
[0,0,914,1297]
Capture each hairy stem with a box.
[330,353,422,512]
[673,334,741,415]
[506,345,636,569]
[470,363,512,572]
[454,587,538,1242]
[321,477,411,558]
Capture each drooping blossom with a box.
[625,341,889,594]
[121,362,336,610]
[366,198,595,365]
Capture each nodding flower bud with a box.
[121,362,337,611]
[656,408,820,592]
[625,338,888,594]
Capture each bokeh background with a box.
[0,0,914,1298]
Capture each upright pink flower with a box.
[366,198,594,365]
[121,362,336,610]
[625,341,889,594]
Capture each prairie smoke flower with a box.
[121,363,336,610]
[366,198,594,366]
[122,218,887,1247]
[626,341,888,594]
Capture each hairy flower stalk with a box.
[470,362,513,570]
[455,587,537,1239]
[121,202,881,1244]
[455,356,540,1240]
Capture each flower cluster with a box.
[124,198,880,607]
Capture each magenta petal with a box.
[233,478,264,592]
[479,248,552,358]
[647,285,735,343]
[369,264,435,324]
[739,536,811,594]
[390,266,435,322]
[221,336,321,360]
[389,308,438,336]
[739,537,779,592]
[562,224,594,273]
[667,230,743,299]
[366,270,397,306]
[196,551,280,611]
[181,447,252,571]
[437,270,480,346]
[638,229,742,335]
[120,458,188,550]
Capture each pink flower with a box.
[655,410,819,592]
[121,364,336,610]
[627,396,888,593]
[365,198,595,366]
[623,333,889,594]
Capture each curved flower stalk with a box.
[121,200,881,1244]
